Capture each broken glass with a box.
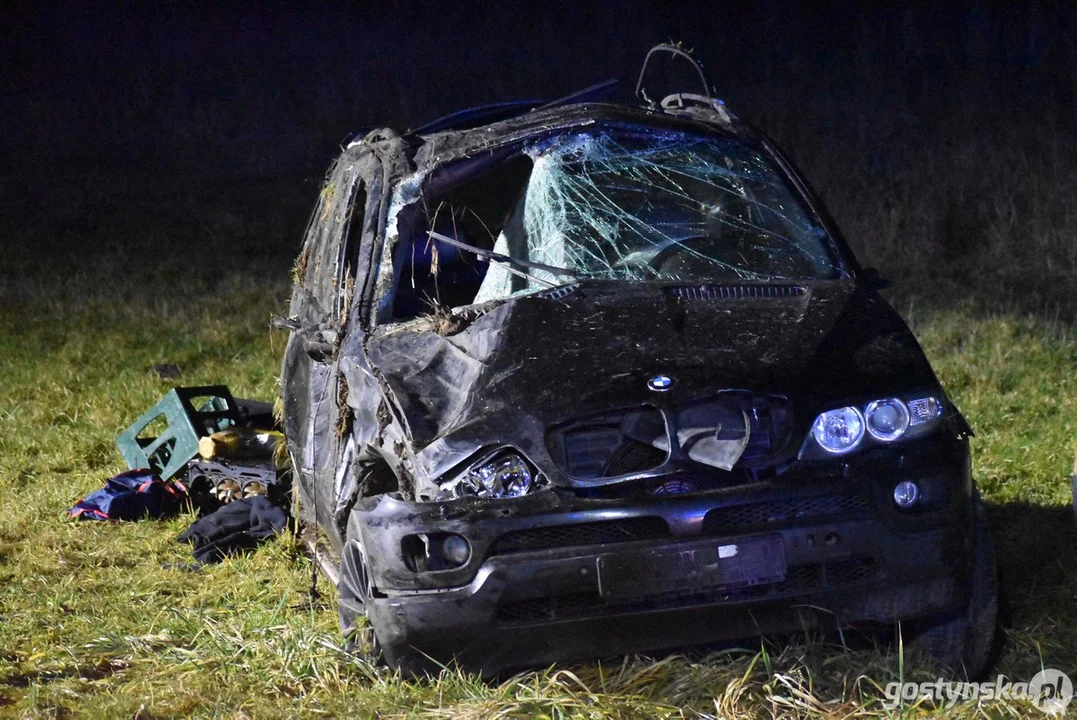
[473,130,837,303]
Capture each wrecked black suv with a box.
[280,52,997,678]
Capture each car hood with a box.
[360,280,938,485]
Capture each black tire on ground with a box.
[338,532,384,664]
[907,496,998,679]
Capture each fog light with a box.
[442,534,471,566]
[893,481,920,509]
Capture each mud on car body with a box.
[280,57,997,678]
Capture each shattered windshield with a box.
[472,130,838,303]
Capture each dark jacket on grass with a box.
[178,496,289,565]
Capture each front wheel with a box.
[906,497,998,679]
[338,531,384,664]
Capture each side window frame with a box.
[332,185,368,325]
[298,162,365,322]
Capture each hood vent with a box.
[536,283,581,301]
[665,284,807,301]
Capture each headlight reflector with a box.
[865,398,910,441]
[442,449,544,500]
[471,452,534,497]
[811,406,865,454]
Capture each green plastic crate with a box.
[116,386,241,480]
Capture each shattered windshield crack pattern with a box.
[474,131,836,303]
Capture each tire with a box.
[338,530,384,664]
[907,496,998,679]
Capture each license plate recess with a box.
[597,534,786,600]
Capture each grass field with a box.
[5,8,1077,704]
[1,151,1076,719]
[6,5,1077,716]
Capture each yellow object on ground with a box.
[198,428,283,463]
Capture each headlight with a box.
[805,393,946,458]
[471,453,534,497]
[865,398,910,441]
[440,449,545,499]
[811,406,865,454]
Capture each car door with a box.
[281,157,368,540]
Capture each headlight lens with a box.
[471,453,534,497]
[441,449,543,499]
[805,393,947,458]
[811,406,865,454]
[865,398,910,441]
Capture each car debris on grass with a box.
[68,384,292,566]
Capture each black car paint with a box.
[279,100,977,676]
[366,280,938,458]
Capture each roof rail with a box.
[409,100,541,135]
[536,78,619,111]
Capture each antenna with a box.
[635,43,713,107]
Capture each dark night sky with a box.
[4,2,1071,178]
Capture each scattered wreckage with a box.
[279,46,997,677]
[71,386,291,566]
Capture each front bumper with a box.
[349,449,974,676]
